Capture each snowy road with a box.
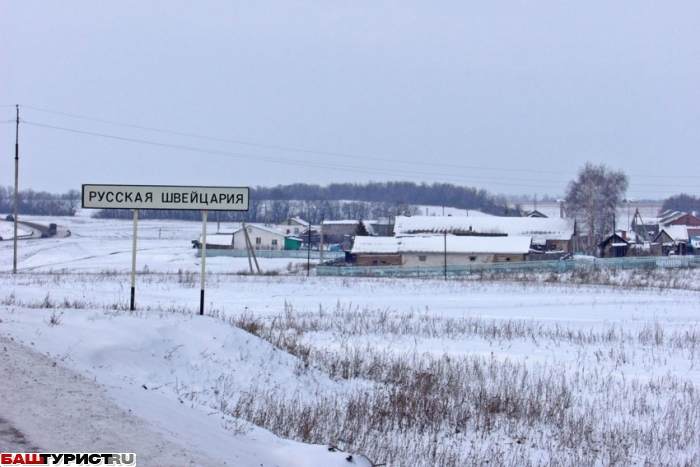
[0,415,39,452]
[0,335,222,467]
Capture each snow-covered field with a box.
[1,213,698,466]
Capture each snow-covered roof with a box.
[659,225,689,242]
[351,235,532,255]
[233,224,286,236]
[322,220,362,225]
[658,211,686,225]
[351,237,400,254]
[393,216,574,245]
[275,217,309,228]
[198,233,233,245]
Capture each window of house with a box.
[418,255,427,262]
[271,239,278,247]
[255,237,261,245]
[505,257,511,261]
[294,228,300,234]
[247,227,252,233]
[469,256,476,261]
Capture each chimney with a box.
[621,230,627,240]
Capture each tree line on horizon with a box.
[1,181,698,230]
[0,187,81,217]
[0,182,516,223]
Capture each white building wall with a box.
[402,252,526,266]
[402,253,494,267]
[233,227,285,250]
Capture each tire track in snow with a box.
[0,335,221,466]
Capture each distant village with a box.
[192,204,700,267]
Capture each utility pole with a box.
[13,105,19,274]
[307,223,311,276]
[319,216,324,265]
[443,231,447,281]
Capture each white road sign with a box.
[82,184,249,211]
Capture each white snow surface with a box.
[393,215,574,245]
[0,215,358,466]
[0,212,699,465]
[351,235,532,254]
[0,221,30,239]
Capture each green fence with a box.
[316,256,700,278]
[196,249,345,260]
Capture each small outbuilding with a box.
[192,233,234,249]
[651,226,689,256]
[598,233,630,258]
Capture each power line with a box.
[18,105,584,178]
[24,121,575,191]
[13,105,700,197]
[20,105,700,182]
[25,120,698,195]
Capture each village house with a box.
[321,220,375,246]
[598,233,630,258]
[367,218,394,236]
[275,217,309,236]
[523,210,548,218]
[298,226,321,249]
[393,215,575,253]
[350,235,532,267]
[658,211,700,243]
[232,224,286,251]
[634,210,700,245]
[651,226,689,256]
[658,211,700,229]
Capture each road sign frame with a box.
[82,184,249,211]
[81,184,249,315]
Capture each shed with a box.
[651,226,688,256]
[284,236,303,251]
[598,233,630,258]
[192,233,234,250]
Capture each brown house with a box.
[598,234,629,258]
[659,211,700,228]
[651,226,689,256]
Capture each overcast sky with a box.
[1,1,698,200]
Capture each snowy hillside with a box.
[0,213,698,466]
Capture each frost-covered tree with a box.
[565,163,628,253]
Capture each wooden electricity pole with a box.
[13,105,19,274]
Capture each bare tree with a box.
[565,162,628,254]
